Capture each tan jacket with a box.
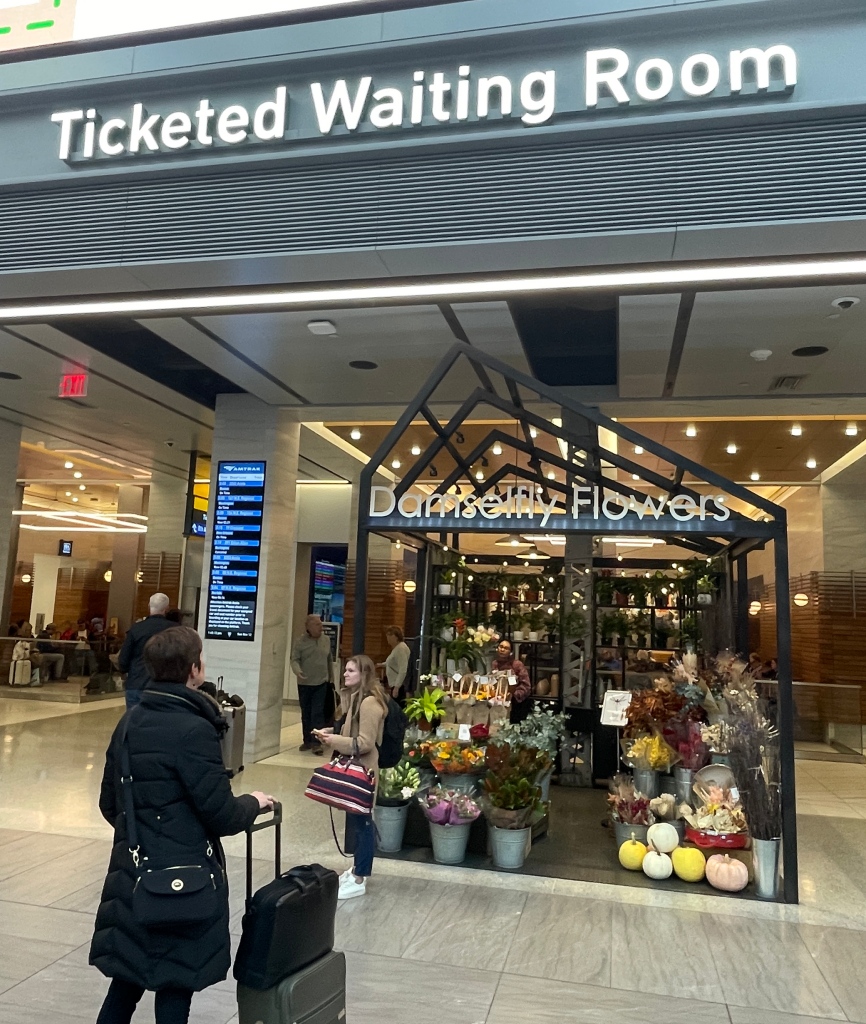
[330,692,386,779]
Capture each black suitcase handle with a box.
[245,801,282,904]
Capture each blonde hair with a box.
[345,653,389,718]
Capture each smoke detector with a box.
[750,349,773,362]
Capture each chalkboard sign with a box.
[205,461,266,641]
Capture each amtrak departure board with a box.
[205,461,266,641]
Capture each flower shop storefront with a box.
[352,345,797,903]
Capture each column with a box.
[144,472,187,556]
[822,457,864,572]
[201,394,299,762]
[0,420,22,629]
[30,554,65,629]
[106,485,145,634]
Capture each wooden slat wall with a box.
[342,559,408,664]
[753,571,866,723]
[54,566,110,628]
[133,552,182,621]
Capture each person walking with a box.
[36,623,66,683]
[117,594,176,709]
[379,625,411,701]
[315,654,387,901]
[290,614,334,755]
[91,625,274,1024]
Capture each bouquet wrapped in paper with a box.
[418,787,482,825]
[622,732,680,772]
[429,741,486,775]
[608,774,654,826]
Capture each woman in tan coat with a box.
[315,654,387,901]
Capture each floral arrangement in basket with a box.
[428,741,486,775]
[402,741,434,768]
[418,787,482,825]
[608,774,654,826]
[683,782,747,839]
[377,760,422,806]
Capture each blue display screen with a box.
[204,461,266,642]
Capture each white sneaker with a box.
[338,875,366,900]
[339,868,354,883]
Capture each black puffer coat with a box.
[90,682,259,992]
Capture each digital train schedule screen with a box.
[205,461,266,641]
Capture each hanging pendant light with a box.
[524,544,551,561]
[495,533,531,549]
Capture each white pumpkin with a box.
[642,847,673,880]
[646,822,679,854]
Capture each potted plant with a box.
[598,611,619,646]
[629,610,651,648]
[374,760,422,853]
[647,571,671,608]
[496,707,569,801]
[405,688,446,733]
[653,617,676,650]
[608,610,631,645]
[595,575,615,607]
[608,773,655,847]
[629,578,648,607]
[482,742,551,870]
[511,613,527,642]
[680,612,700,648]
[418,787,482,864]
[613,577,631,607]
[524,607,544,642]
[561,608,587,640]
[543,609,561,642]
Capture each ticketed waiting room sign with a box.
[0,0,458,55]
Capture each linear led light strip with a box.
[2,258,866,319]
[14,510,148,532]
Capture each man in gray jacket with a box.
[290,614,334,755]
[117,593,176,709]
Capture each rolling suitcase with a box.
[237,950,346,1024]
[235,804,345,1024]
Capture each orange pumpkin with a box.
[706,853,748,892]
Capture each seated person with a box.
[73,620,98,676]
[36,623,66,682]
[596,648,623,671]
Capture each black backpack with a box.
[377,698,408,768]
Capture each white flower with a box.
[401,787,415,800]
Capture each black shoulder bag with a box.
[120,710,221,928]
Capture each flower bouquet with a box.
[608,773,654,846]
[429,741,486,776]
[622,733,680,773]
[683,779,748,848]
[377,760,422,806]
[466,624,501,671]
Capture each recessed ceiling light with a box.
[792,346,829,357]
[633,446,643,455]
[391,459,401,469]
[65,491,71,497]
[750,472,760,481]
[806,458,817,469]
[307,320,337,336]
[790,424,803,436]
[79,484,86,491]
[349,360,377,370]
[685,425,697,437]
[411,445,421,455]
[832,297,860,310]
[726,444,738,454]
[72,497,78,503]
[64,461,74,469]
[846,424,858,436]
[73,471,82,478]
[349,428,361,440]
[492,443,502,455]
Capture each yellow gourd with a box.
[672,846,706,883]
[618,837,647,871]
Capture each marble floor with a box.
[3,697,866,1024]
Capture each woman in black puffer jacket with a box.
[91,625,273,1024]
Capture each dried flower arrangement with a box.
[683,783,747,835]
[608,774,654,826]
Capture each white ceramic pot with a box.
[512,629,524,641]
[437,584,454,596]
[528,631,539,641]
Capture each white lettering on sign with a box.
[368,484,731,525]
[50,43,798,162]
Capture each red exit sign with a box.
[58,373,88,398]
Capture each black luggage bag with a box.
[237,949,346,1024]
[233,804,339,991]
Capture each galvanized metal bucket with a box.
[429,822,472,865]
[752,837,781,899]
[614,821,649,848]
[674,766,696,806]
[373,802,410,854]
[490,825,532,870]
[633,768,660,798]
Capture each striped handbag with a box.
[304,749,375,816]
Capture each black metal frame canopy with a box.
[352,343,797,902]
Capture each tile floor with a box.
[2,697,866,1023]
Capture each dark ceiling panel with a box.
[58,318,244,408]
[510,300,618,388]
